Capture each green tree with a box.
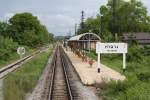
[103,0,150,34]
[83,0,150,41]
[49,33,54,42]
[0,22,9,37]
[85,16,100,34]
[8,12,51,47]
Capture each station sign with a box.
[96,43,127,54]
[96,42,128,73]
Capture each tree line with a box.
[0,12,54,60]
[77,0,150,41]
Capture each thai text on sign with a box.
[96,43,127,54]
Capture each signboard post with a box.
[123,53,126,72]
[96,42,128,73]
[97,53,100,73]
[17,47,25,59]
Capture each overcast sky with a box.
[0,0,149,36]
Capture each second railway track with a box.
[0,49,45,79]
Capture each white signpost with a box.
[96,42,128,73]
[17,47,25,58]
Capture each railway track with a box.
[0,50,40,79]
[47,46,73,100]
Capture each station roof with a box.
[69,32,101,41]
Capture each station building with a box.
[68,32,101,51]
[123,32,150,45]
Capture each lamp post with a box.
[100,7,103,39]
[88,30,91,53]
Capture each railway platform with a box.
[64,48,125,85]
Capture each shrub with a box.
[117,82,150,100]
[108,80,129,93]
[127,45,143,63]
[136,72,150,82]
[0,36,18,60]
[126,62,141,72]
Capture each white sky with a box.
[0,0,149,36]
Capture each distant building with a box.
[123,32,150,45]
[63,36,71,48]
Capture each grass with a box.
[86,47,150,100]
[3,49,51,100]
[0,53,19,68]
[0,47,36,68]
[87,51,122,72]
[87,51,123,72]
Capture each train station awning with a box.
[68,32,101,42]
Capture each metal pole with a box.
[123,53,126,72]
[89,33,90,53]
[97,53,100,73]
[75,24,77,35]
[100,15,102,37]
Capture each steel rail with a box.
[47,46,73,100]
[0,50,40,77]
[60,47,73,100]
[47,47,58,100]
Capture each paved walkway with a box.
[64,48,125,85]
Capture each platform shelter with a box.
[68,32,101,51]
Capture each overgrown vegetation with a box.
[0,36,18,60]
[77,0,150,41]
[0,36,19,67]
[8,13,52,47]
[3,50,51,100]
[77,1,150,99]
[0,12,54,67]
[87,45,150,100]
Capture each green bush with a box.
[0,36,18,60]
[136,72,150,82]
[127,45,143,63]
[126,62,141,72]
[116,82,150,100]
[108,80,129,93]
[99,80,130,100]
[142,46,150,56]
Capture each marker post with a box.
[97,53,100,73]
[123,53,126,72]
[17,47,25,59]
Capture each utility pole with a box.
[81,11,85,34]
[75,23,77,35]
[100,8,102,38]
[112,0,117,39]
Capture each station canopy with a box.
[68,32,101,42]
